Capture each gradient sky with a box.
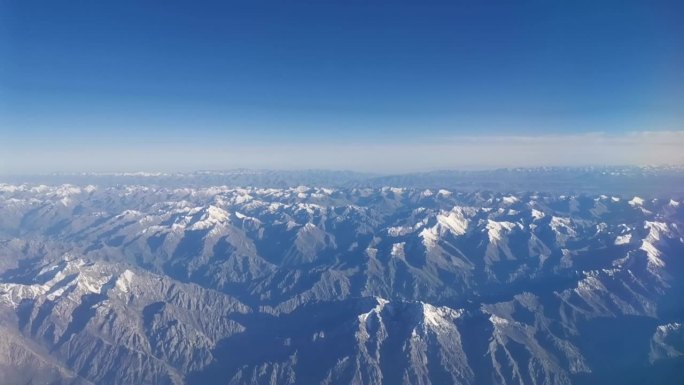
[1,0,683,173]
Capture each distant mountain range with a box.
[0,169,682,384]
[3,166,684,195]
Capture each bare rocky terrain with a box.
[0,169,682,384]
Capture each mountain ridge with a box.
[0,180,682,384]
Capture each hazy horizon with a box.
[2,130,683,174]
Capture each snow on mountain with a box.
[650,323,684,363]
[629,196,646,206]
[0,180,682,385]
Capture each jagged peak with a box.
[357,296,389,323]
[115,269,135,293]
[420,302,463,329]
[486,220,518,242]
[629,196,646,206]
[189,205,230,230]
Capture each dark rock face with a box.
[0,179,682,384]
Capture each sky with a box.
[1,0,683,173]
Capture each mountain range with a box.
[0,168,682,384]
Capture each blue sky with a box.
[1,0,683,172]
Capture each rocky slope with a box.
[0,179,682,384]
